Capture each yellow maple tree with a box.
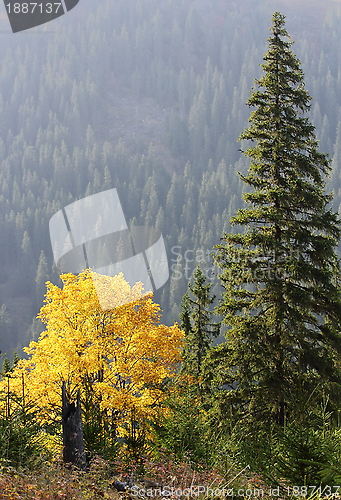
[0,271,183,443]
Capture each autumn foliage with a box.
[0,271,184,444]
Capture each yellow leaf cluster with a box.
[0,271,184,432]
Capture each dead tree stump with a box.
[62,382,87,470]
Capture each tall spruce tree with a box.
[212,12,341,430]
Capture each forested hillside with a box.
[0,0,341,357]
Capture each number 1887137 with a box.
[286,486,340,497]
[5,3,62,14]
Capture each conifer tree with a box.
[180,266,220,380]
[153,267,220,465]
[35,250,48,308]
[212,12,341,429]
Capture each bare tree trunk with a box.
[62,382,87,470]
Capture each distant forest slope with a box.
[0,0,341,356]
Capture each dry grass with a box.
[0,457,120,500]
[0,451,243,500]
[0,444,315,500]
